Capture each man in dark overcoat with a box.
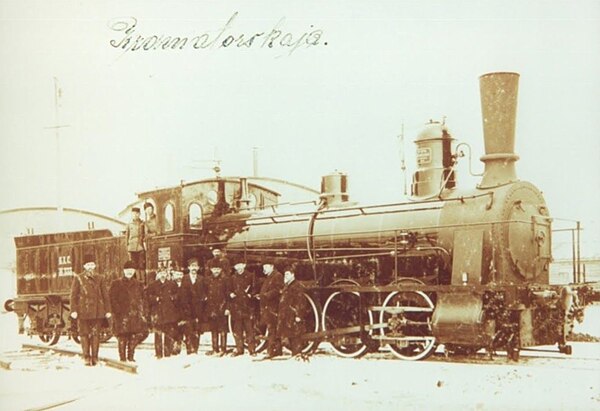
[109,260,148,362]
[183,258,204,354]
[145,268,178,358]
[204,261,230,356]
[229,262,256,356]
[172,269,192,355]
[259,261,284,359]
[70,253,112,366]
[277,268,310,357]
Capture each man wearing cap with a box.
[204,248,231,278]
[126,207,146,272]
[145,268,178,358]
[70,253,112,366]
[277,267,310,358]
[259,261,284,359]
[183,258,204,354]
[204,261,230,356]
[229,262,256,356]
[109,261,148,362]
[172,269,192,355]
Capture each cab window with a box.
[189,203,203,230]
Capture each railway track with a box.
[0,343,137,374]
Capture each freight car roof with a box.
[14,229,114,248]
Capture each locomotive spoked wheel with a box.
[285,293,320,354]
[228,312,269,353]
[38,329,61,345]
[379,291,436,361]
[322,290,374,358]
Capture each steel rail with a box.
[21,343,137,374]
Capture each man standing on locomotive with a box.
[145,267,178,358]
[277,266,310,358]
[259,260,284,359]
[184,258,204,354]
[125,207,146,275]
[70,253,112,366]
[229,262,256,356]
[109,260,148,362]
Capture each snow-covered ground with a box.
[1,306,600,411]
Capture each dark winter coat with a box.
[184,274,205,321]
[173,280,192,322]
[277,280,310,338]
[70,271,111,320]
[204,274,230,319]
[109,277,147,335]
[259,270,284,325]
[145,280,179,326]
[229,271,255,320]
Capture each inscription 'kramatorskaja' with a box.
[109,13,325,55]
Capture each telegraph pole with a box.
[45,78,69,231]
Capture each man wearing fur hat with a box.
[277,267,310,357]
[70,253,112,366]
[145,268,178,358]
[259,260,284,359]
[204,261,230,356]
[204,248,231,278]
[109,261,148,362]
[229,262,256,356]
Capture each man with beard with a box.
[145,268,178,358]
[204,261,230,356]
[277,267,310,358]
[70,253,112,366]
[109,260,148,362]
[184,258,204,354]
[259,260,284,359]
[229,262,256,356]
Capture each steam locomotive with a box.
[7,72,598,360]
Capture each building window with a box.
[189,203,203,230]
[164,203,174,232]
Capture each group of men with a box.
[69,247,311,366]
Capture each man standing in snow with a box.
[259,260,284,359]
[70,253,112,366]
[109,260,148,362]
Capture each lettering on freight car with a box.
[58,255,73,276]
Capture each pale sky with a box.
[1,1,599,255]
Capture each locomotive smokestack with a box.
[478,72,520,188]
